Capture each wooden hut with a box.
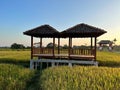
[23,23,107,68]
[98,40,113,51]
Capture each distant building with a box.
[98,40,113,51]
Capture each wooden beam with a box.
[53,38,55,57]
[40,37,42,54]
[40,38,42,48]
[68,38,71,59]
[94,37,97,61]
[71,38,72,54]
[31,36,33,59]
[71,38,72,48]
[58,38,60,54]
[91,37,93,55]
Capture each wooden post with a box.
[58,38,60,54]
[71,38,72,54]
[53,38,55,57]
[40,37,42,54]
[91,37,93,55]
[68,38,71,59]
[31,36,33,59]
[71,38,72,49]
[94,37,97,61]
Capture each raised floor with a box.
[33,54,95,60]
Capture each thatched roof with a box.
[23,24,60,38]
[23,23,107,38]
[98,40,113,44]
[61,23,107,38]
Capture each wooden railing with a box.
[70,49,95,55]
[33,48,40,54]
[33,48,95,55]
[41,48,53,54]
[33,48,53,54]
[59,49,68,54]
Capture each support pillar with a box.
[58,38,60,54]
[70,38,72,53]
[52,62,55,67]
[40,37,42,54]
[68,38,72,59]
[68,63,72,67]
[91,37,93,55]
[94,37,97,61]
[53,38,55,57]
[71,38,72,47]
[31,36,33,59]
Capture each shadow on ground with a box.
[98,60,120,67]
[25,70,42,90]
[0,58,30,68]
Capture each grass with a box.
[0,50,30,67]
[0,50,42,90]
[97,51,120,67]
[0,50,120,89]
[0,64,36,90]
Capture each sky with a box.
[0,0,120,47]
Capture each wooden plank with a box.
[33,54,94,60]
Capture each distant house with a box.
[98,40,113,51]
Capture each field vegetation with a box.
[0,49,120,90]
[40,66,120,90]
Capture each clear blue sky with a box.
[0,0,120,46]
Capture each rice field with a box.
[97,51,120,67]
[0,64,35,90]
[40,66,120,90]
[0,50,120,90]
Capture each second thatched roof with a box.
[61,23,107,38]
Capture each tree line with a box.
[10,43,30,49]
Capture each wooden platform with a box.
[33,54,95,60]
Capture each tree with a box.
[11,43,25,49]
[62,44,68,49]
[113,38,117,44]
[26,46,31,49]
[46,42,57,48]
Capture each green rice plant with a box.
[0,64,35,90]
[40,66,120,90]
[0,50,30,60]
[0,50,30,67]
[97,51,120,67]
[0,50,120,90]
